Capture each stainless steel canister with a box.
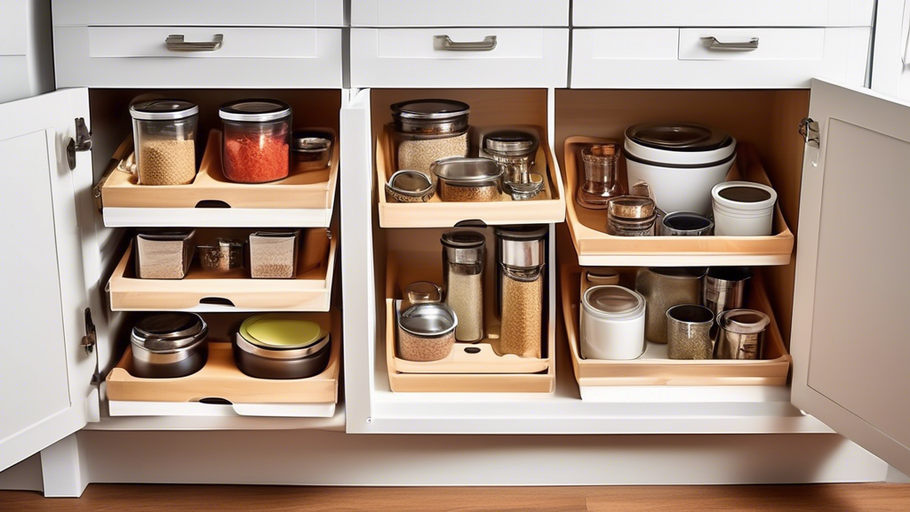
[483,130,542,200]
[130,313,208,378]
[704,267,751,319]
[495,225,547,358]
[666,304,715,360]
[397,301,458,362]
[635,267,708,344]
[714,309,770,360]
[233,315,332,379]
[441,231,486,343]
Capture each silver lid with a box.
[292,130,332,151]
[219,100,292,123]
[391,99,470,121]
[484,130,537,155]
[626,122,730,151]
[131,313,207,352]
[583,285,645,319]
[129,100,199,121]
[441,230,485,265]
[388,170,434,195]
[719,309,770,335]
[399,302,457,337]
[431,157,503,186]
[495,225,547,269]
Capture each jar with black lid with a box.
[390,99,470,176]
[130,313,208,378]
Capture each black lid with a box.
[494,225,548,241]
[627,122,731,152]
[441,230,486,249]
[132,313,207,351]
[219,99,292,122]
[390,99,470,120]
[130,100,199,121]
[484,130,537,153]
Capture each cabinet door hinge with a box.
[67,117,92,170]
[799,118,820,149]
[81,307,97,354]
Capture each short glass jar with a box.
[219,99,292,183]
[129,100,199,186]
[291,130,332,173]
[483,130,542,200]
[390,99,470,176]
[607,196,657,236]
[577,143,624,209]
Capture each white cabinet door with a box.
[0,89,96,472]
[791,79,910,475]
[871,0,910,101]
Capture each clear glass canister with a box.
[495,225,547,358]
[219,99,292,183]
[441,230,486,343]
[577,143,624,209]
[607,196,657,236]
[483,130,542,200]
[390,99,470,177]
[129,100,199,186]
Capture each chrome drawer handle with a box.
[165,34,224,52]
[701,36,759,51]
[434,35,497,52]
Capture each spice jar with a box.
[291,130,332,173]
[495,225,547,358]
[661,212,714,236]
[397,302,458,362]
[219,99,292,183]
[580,285,646,360]
[577,143,624,209]
[248,230,300,279]
[441,231,486,343]
[607,196,657,236]
[391,99,470,176]
[130,313,208,378]
[197,238,244,273]
[129,100,199,186]
[714,309,770,360]
[635,267,708,344]
[234,314,332,379]
[483,130,542,200]
[703,267,751,319]
[134,230,195,279]
[666,304,715,360]
[432,157,503,202]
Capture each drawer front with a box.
[52,0,344,27]
[351,28,569,88]
[54,27,342,88]
[573,0,874,27]
[351,0,569,27]
[571,28,871,89]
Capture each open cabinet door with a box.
[791,79,910,476]
[0,89,97,472]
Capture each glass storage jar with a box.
[441,230,486,343]
[390,99,470,177]
[495,225,547,358]
[129,100,199,186]
[483,130,542,200]
[577,143,624,209]
[219,99,292,183]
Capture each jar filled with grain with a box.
[441,230,486,343]
[495,225,547,358]
[129,100,199,186]
[248,230,300,279]
[390,99,470,177]
[432,157,503,202]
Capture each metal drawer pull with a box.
[434,35,497,52]
[701,36,759,51]
[165,34,224,52]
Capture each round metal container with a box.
[397,302,457,362]
[130,313,208,378]
[704,267,751,319]
[233,315,332,379]
[391,99,470,135]
[661,211,714,236]
[714,309,770,360]
[635,267,708,344]
[666,304,715,360]
[386,170,436,203]
[580,285,647,360]
[432,157,503,202]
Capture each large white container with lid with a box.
[580,285,647,360]
[712,181,778,236]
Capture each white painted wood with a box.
[107,401,336,419]
[350,28,569,88]
[86,403,346,431]
[0,0,54,103]
[579,385,793,404]
[0,0,26,55]
[54,26,342,88]
[101,207,333,229]
[571,28,871,89]
[0,89,97,472]
[40,435,87,498]
[52,0,344,27]
[871,0,910,101]
[573,0,874,27]
[350,0,569,27]
[791,79,910,477]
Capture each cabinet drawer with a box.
[573,0,874,27]
[351,0,569,27]
[571,28,871,89]
[52,0,344,27]
[54,27,342,88]
[351,28,569,88]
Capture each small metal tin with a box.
[609,196,656,219]
[386,170,436,203]
[666,304,716,360]
[661,211,714,236]
[396,301,458,362]
[432,157,503,202]
[704,267,751,319]
[391,99,470,135]
[233,315,332,379]
[714,309,770,360]
[130,313,208,378]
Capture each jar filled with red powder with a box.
[219,99,292,183]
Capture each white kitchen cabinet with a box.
[871,0,910,101]
[350,0,570,27]
[0,0,54,103]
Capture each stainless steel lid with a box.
[583,285,645,319]
[718,309,770,334]
[431,157,503,186]
[608,196,656,219]
[131,313,207,352]
[391,99,470,121]
[441,230,485,265]
[291,130,332,151]
[388,170,434,195]
[398,302,457,337]
[129,100,199,121]
[626,122,730,151]
[483,130,537,155]
[219,99,292,122]
[495,225,547,268]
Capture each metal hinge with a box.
[799,118,820,149]
[67,117,92,170]
[81,307,96,354]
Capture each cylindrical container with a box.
[712,181,778,236]
[441,231,486,343]
[391,99,470,176]
[635,267,708,344]
[135,229,195,279]
[234,314,332,379]
[291,130,332,173]
[219,99,292,183]
[661,212,714,236]
[581,269,621,295]
[404,281,443,309]
[197,238,244,273]
[714,309,770,360]
[130,313,208,378]
[397,302,457,362]
[624,122,736,214]
[248,230,300,279]
[432,157,503,202]
[386,170,436,203]
[580,285,646,360]
[607,196,657,236]
[577,143,624,209]
[704,267,751,319]
[129,100,199,186]
[483,130,542,200]
[666,304,715,360]
[495,225,547,358]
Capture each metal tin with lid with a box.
[396,301,458,361]
[233,314,332,379]
[391,99,470,135]
[291,130,332,172]
[607,196,657,236]
[483,130,542,200]
[386,170,436,203]
[130,313,208,378]
[432,157,503,202]
[661,211,714,236]
[580,285,647,360]
[714,309,770,360]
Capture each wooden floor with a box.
[1,484,910,511]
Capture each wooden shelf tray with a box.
[562,264,792,392]
[376,125,567,228]
[108,230,336,312]
[563,136,795,267]
[99,129,339,228]
[106,311,341,418]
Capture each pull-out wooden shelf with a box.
[107,230,336,313]
[106,311,341,418]
[563,136,794,267]
[99,129,339,228]
[376,125,567,228]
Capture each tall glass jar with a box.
[129,100,199,186]
[390,99,470,177]
[441,231,486,343]
[219,99,292,183]
[577,143,624,209]
[495,225,547,358]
